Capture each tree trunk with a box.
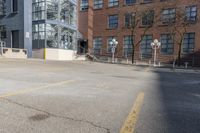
[132,46,135,64]
[131,27,135,64]
[178,42,182,66]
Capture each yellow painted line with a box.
[120,92,145,133]
[0,80,74,99]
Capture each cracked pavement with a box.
[0,58,200,133]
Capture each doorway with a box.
[12,30,19,48]
[78,40,88,54]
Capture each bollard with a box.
[149,60,151,66]
[158,62,161,67]
[185,62,188,69]
[0,41,2,55]
[173,61,176,69]
[149,60,151,64]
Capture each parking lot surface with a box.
[0,59,200,133]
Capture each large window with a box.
[12,0,18,13]
[93,37,102,54]
[32,0,77,50]
[60,27,74,49]
[80,0,88,11]
[141,35,152,58]
[32,23,46,49]
[46,0,58,20]
[0,0,5,16]
[125,0,136,5]
[108,15,118,29]
[94,0,103,9]
[142,10,154,26]
[32,23,45,40]
[124,36,133,57]
[143,0,152,3]
[160,34,174,55]
[60,0,76,26]
[108,0,118,7]
[183,33,195,54]
[33,23,75,49]
[125,13,135,28]
[162,8,176,23]
[185,5,197,22]
[32,1,46,20]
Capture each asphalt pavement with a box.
[0,58,200,133]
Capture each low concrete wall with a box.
[32,49,44,59]
[2,48,27,59]
[45,48,75,61]
[32,48,85,61]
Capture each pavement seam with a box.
[2,98,111,133]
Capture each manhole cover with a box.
[29,114,49,121]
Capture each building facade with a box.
[78,0,200,66]
[0,0,78,60]
[32,0,77,50]
[0,0,32,57]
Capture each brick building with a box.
[78,0,200,66]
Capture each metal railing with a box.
[75,46,200,67]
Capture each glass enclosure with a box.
[32,0,77,50]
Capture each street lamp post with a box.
[109,38,118,63]
[151,39,161,67]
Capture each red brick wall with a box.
[78,0,200,65]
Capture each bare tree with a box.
[127,8,160,64]
[166,7,196,66]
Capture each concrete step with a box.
[74,55,86,61]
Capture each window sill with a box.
[139,25,152,28]
[122,26,132,29]
[140,1,153,5]
[185,21,197,25]
[11,11,18,14]
[181,52,194,55]
[161,21,176,25]
[107,5,119,9]
[93,8,103,11]
[160,53,174,56]
[123,3,137,6]
[79,10,88,12]
[106,28,118,30]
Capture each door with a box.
[12,30,19,48]
[78,40,88,54]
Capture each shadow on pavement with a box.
[156,71,200,133]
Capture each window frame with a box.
[108,14,118,29]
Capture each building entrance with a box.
[12,30,19,48]
[78,40,88,54]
